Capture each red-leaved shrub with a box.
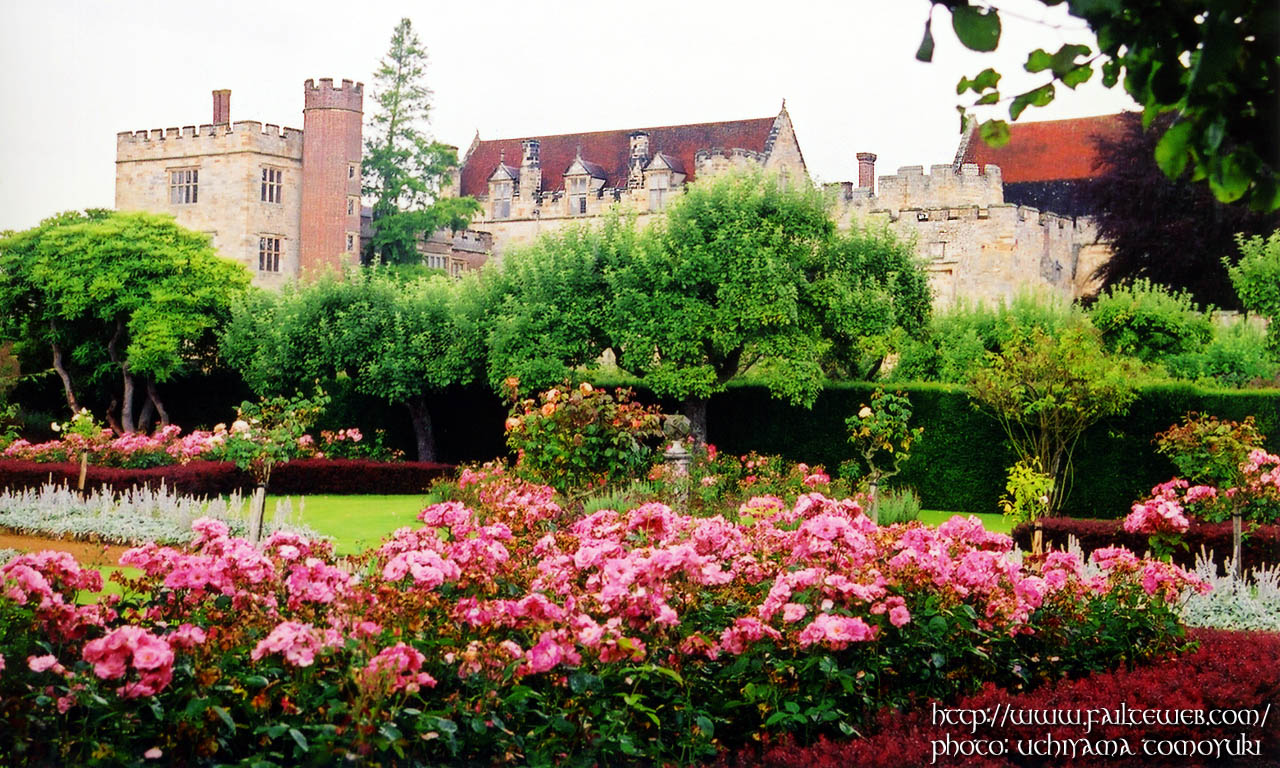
[0,459,453,497]
[711,628,1280,768]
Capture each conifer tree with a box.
[363,18,478,265]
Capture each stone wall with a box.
[115,122,304,286]
[833,163,1109,308]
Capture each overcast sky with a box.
[0,0,1136,233]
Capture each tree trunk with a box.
[146,379,171,427]
[406,396,437,462]
[249,484,267,544]
[50,340,78,415]
[104,397,122,434]
[137,396,155,434]
[682,397,709,443]
[106,320,136,433]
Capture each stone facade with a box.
[116,80,363,286]
[446,105,808,262]
[832,161,1109,308]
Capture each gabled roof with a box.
[459,115,778,196]
[565,155,607,179]
[647,152,685,174]
[488,163,519,182]
[957,114,1127,183]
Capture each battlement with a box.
[303,78,363,111]
[871,163,1004,211]
[116,120,304,161]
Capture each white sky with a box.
[0,0,1136,233]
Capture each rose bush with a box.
[1,476,1203,766]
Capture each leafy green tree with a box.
[1228,230,1280,352]
[969,325,1142,511]
[0,210,250,432]
[221,268,483,461]
[604,172,833,438]
[483,216,637,394]
[805,225,932,380]
[363,18,480,264]
[1087,279,1212,362]
[920,0,1279,210]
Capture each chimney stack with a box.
[857,152,877,194]
[212,89,231,124]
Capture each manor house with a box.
[441,103,807,258]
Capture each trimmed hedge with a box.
[0,459,452,496]
[0,459,244,496]
[709,628,1280,768]
[707,381,1280,518]
[1011,517,1280,572]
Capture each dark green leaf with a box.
[1154,121,1193,180]
[288,728,308,752]
[212,705,235,732]
[916,18,935,62]
[978,119,1010,147]
[1026,49,1054,74]
[1010,84,1055,120]
[951,5,1001,52]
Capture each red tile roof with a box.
[459,116,778,197]
[958,114,1127,183]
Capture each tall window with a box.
[261,167,283,203]
[568,177,588,215]
[346,233,356,252]
[259,236,281,272]
[169,168,198,204]
[426,253,448,270]
[648,173,670,211]
[493,181,512,219]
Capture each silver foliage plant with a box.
[0,483,318,547]
[1178,548,1280,632]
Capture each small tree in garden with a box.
[969,325,1141,512]
[502,380,666,498]
[1156,412,1266,494]
[220,392,327,541]
[843,389,922,520]
[1228,230,1280,352]
[998,458,1054,526]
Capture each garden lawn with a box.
[918,509,1012,534]
[269,493,434,555]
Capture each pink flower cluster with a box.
[251,620,342,667]
[362,643,436,694]
[82,626,177,698]
[2,550,108,642]
[1124,489,1191,536]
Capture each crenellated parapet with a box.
[869,163,1004,212]
[116,121,303,162]
[303,78,363,112]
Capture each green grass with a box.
[918,509,1013,534]
[268,494,435,555]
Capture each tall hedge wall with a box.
[706,381,1280,518]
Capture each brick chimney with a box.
[212,89,231,124]
[857,152,877,193]
[520,139,541,199]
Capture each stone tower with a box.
[300,78,363,275]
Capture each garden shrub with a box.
[1,488,1198,766]
[1010,517,1280,572]
[1088,278,1213,362]
[709,628,1280,768]
[1164,318,1279,387]
[503,380,666,497]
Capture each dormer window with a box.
[648,173,671,211]
[568,177,588,215]
[492,181,512,219]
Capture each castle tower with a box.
[300,78,363,275]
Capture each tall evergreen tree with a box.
[363,18,479,265]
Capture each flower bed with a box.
[1010,517,1280,573]
[1,476,1202,766]
[0,458,451,497]
[709,628,1280,768]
